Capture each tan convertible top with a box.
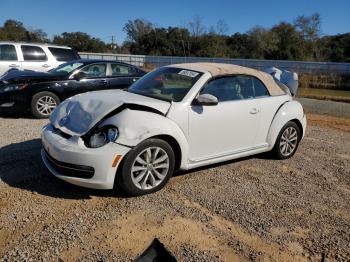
[168,63,285,96]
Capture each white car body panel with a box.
[41,64,307,189]
[254,95,291,144]
[188,99,260,161]
[0,42,76,76]
[266,100,306,148]
[103,109,190,170]
[49,90,171,137]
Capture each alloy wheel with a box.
[36,96,57,116]
[279,126,298,157]
[131,147,170,190]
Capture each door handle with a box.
[9,64,19,68]
[100,80,108,85]
[42,64,51,68]
[250,108,259,114]
[132,78,137,82]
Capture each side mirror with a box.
[193,94,218,106]
[73,71,86,81]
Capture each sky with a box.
[1,0,349,44]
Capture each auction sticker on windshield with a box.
[178,70,199,78]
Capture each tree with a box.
[0,20,27,41]
[26,29,49,43]
[245,26,278,59]
[213,19,229,36]
[188,16,206,37]
[294,13,322,60]
[123,19,153,43]
[227,33,250,58]
[53,32,107,52]
[319,33,350,62]
[270,22,305,60]
[0,20,48,42]
[295,13,321,41]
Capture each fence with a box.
[79,52,350,75]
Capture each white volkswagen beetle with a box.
[41,63,306,196]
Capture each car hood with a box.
[50,90,171,136]
[0,69,62,85]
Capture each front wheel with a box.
[31,91,60,119]
[118,139,175,196]
[272,121,301,159]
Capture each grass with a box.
[297,88,350,103]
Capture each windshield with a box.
[128,67,203,102]
[50,61,84,75]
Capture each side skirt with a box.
[185,144,270,170]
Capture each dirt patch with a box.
[307,113,350,132]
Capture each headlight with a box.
[1,83,27,92]
[88,126,119,148]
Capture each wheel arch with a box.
[266,100,305,149]
[150,134,182,171]
[290,118,303,136]
[29,83,63,102]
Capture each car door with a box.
[20,45,53,72]
[62,63,108,98]
[107,63,139,90]
[188,75,261,161]
[251,77,289,145]
[75,63,109,93]
[0,44,22,75]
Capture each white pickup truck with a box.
[0,42,80,76]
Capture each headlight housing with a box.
[88,126,119,148]
[0,83,27,93]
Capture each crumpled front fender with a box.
[102,109,189,169]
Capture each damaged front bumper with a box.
[41,124,131,189]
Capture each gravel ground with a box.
[0,112,349,262]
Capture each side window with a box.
[234,76,255,99]
[21,45,47,61]
[200,76,254,102]
[48,47,79,61]
[253,78,270,97]
[111,64,134,76]
[0,44,18,61]
[80,64,107,78]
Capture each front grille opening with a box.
[44,149,94,179]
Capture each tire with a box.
[272,121,301,159]
[118,138,175,196]
[31,91,60,119]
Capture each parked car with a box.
[41,63,307,196]
[0,42,80,76]
[0,59,146,118]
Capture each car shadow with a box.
[173,151,275,178]
[1,138,276,199]
[0,139,128,199]
[0,111,33,119]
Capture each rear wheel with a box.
[118,139,175,196]
[31,91,60,119]
[272,121,301,159]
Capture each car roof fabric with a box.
[168,63,285,96]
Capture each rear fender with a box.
[267,100,305,149]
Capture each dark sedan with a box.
[0,59,146,118]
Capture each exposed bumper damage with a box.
[41,124,131,189]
